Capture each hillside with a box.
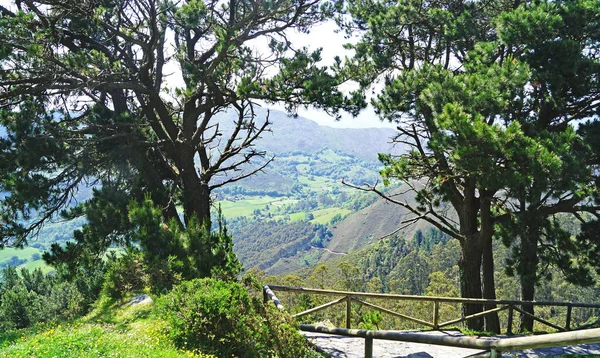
[1,108,406,279]
[216,108,398,161]
[225,185,440,276]
[325,185,433,255]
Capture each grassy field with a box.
[297,175,332,190]
[273,207,351,224]
[317,149,351,163]
[288,212,307,221]
[310,208,352,224]
[295,164,310,173]
[18,260,53,274]
[0,298,212,358]
[0,247,42,262]
[219,196,297,218]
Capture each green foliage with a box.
[159,278,320,358]
[0,0,348,250]
[337,0,600,332]
[50,194,241,297]
[102,249,150,301]
[0,301,212,357]
[358,310,383,330]
[0,267,85,329]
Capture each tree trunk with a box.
[482,234,501,333]
[459,237,484,331]
[178,142,212,227]
[182,181,211,227]
[519,233,538,332]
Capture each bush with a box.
[0,267,87,329]
[47,282,85,320]
[102,249,150,300]
[158,278,320,358]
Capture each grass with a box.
[310,208,352,224]
[317,149,349,163]
[0,297,214,358]
[18,260,53,274]
[296,164,310,173]
[297,176,332,190]
[219,196,296,218]
[272,207,351,224]
[0,247,41,261]
[289,212,307,221]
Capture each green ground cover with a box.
[310,208,352,224]
[0,299,212,358]
[317,149,349,163]
[288,212,306,221]
[219,197,296,218]
[297,176,331,189]
[295,164,310,173]
[18,260,53,274]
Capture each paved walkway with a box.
[302,330,600,357]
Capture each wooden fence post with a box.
[433,301,440,330]
[365,337,373,358]
[566,305,573,331]
[507,305,513,335]
[346,296,352,329]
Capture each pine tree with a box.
[338,0,600,331]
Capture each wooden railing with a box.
[265,285,600,333]
[263,285,600,358]
[299,324,600,358]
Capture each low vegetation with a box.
[0,266,320,357]
[159,277,322,358]
[0,295,211,358]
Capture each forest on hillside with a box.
[263,225,600,332]
[0,0,599,351]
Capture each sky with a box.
[268,22,394,129]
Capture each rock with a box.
[125,294,153,306]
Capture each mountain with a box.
[2,108,413,277]
[213,108,401,198]
[323,185,434,256]
[232,185,440,276]
[216,108,399,161]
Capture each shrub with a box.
[102,249,149,300]
[0,285,35,329]
[0,267,86,328]
[47,281,85,320]
[159,278,320,358]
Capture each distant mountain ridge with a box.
[217,108,400,162]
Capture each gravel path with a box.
[302,330,600,357]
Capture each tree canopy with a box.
[338,0,600,331]
[0,0,346,252]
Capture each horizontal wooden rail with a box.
[265,284,600,347]
[439,306,508,328]
[300,324,600,358]
[494,328,600,351]
[268,285,600,308]
[300,324,493,350]
[293,296,347,318]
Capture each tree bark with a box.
[482,233,501,333]
[459,237,484,331]
[519,233,538,332]
[181,179,211,227]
